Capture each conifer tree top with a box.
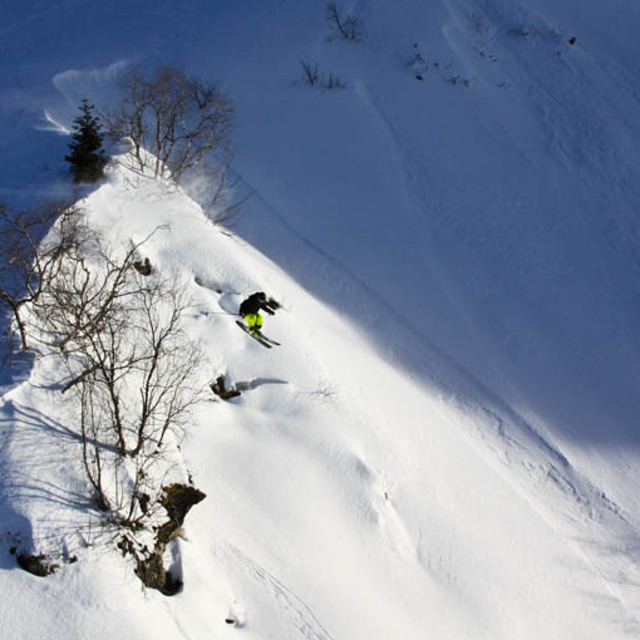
[65,98,107,184]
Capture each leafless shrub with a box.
[109,66,234,182]
[298,60,347,91]
[300,60,321,86]
[326,3,364,42]
[325,73,347,90]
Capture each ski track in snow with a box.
[230,79,640,631]
[463,405,640,630]
[338,81,640,632]
[282,64,640,580]
[217,542,337,640]
[0,0,75,38]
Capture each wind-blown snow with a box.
[1,1,640,639]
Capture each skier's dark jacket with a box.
[239,292,275,317]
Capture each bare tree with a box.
[110,66,234,182]
[0,201,82,350]
[124,274,204,458]
[79,277,203,523]
[36,230,204,524]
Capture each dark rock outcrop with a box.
[133,483,206,595]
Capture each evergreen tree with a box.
[65,98,108,183]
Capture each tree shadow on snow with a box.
[0,399,101,566]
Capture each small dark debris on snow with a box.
[16,553,59,577]
[133,257,152,276]
[138,491,152,515]
[210,375,241,400]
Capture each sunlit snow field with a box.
[1,1,640,638]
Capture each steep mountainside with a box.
[1,1,640,639]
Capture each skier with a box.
[238,291,276,334]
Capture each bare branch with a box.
[109,66,234,182]
[326,3,364,42]
[43,233,205,525]
[0,201,81,350]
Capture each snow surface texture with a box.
[1,1,640,639]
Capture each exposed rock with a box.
[130,483,206,595]
[16,553,59,577]
[210,375,241,400]
[133,257,152,276]
[133,548,181,595]
[157,483,206,543]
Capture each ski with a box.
[235,320,273,348]
[254,331,281,347]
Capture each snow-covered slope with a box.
[1,1,640,639]
[2,160,637,640]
